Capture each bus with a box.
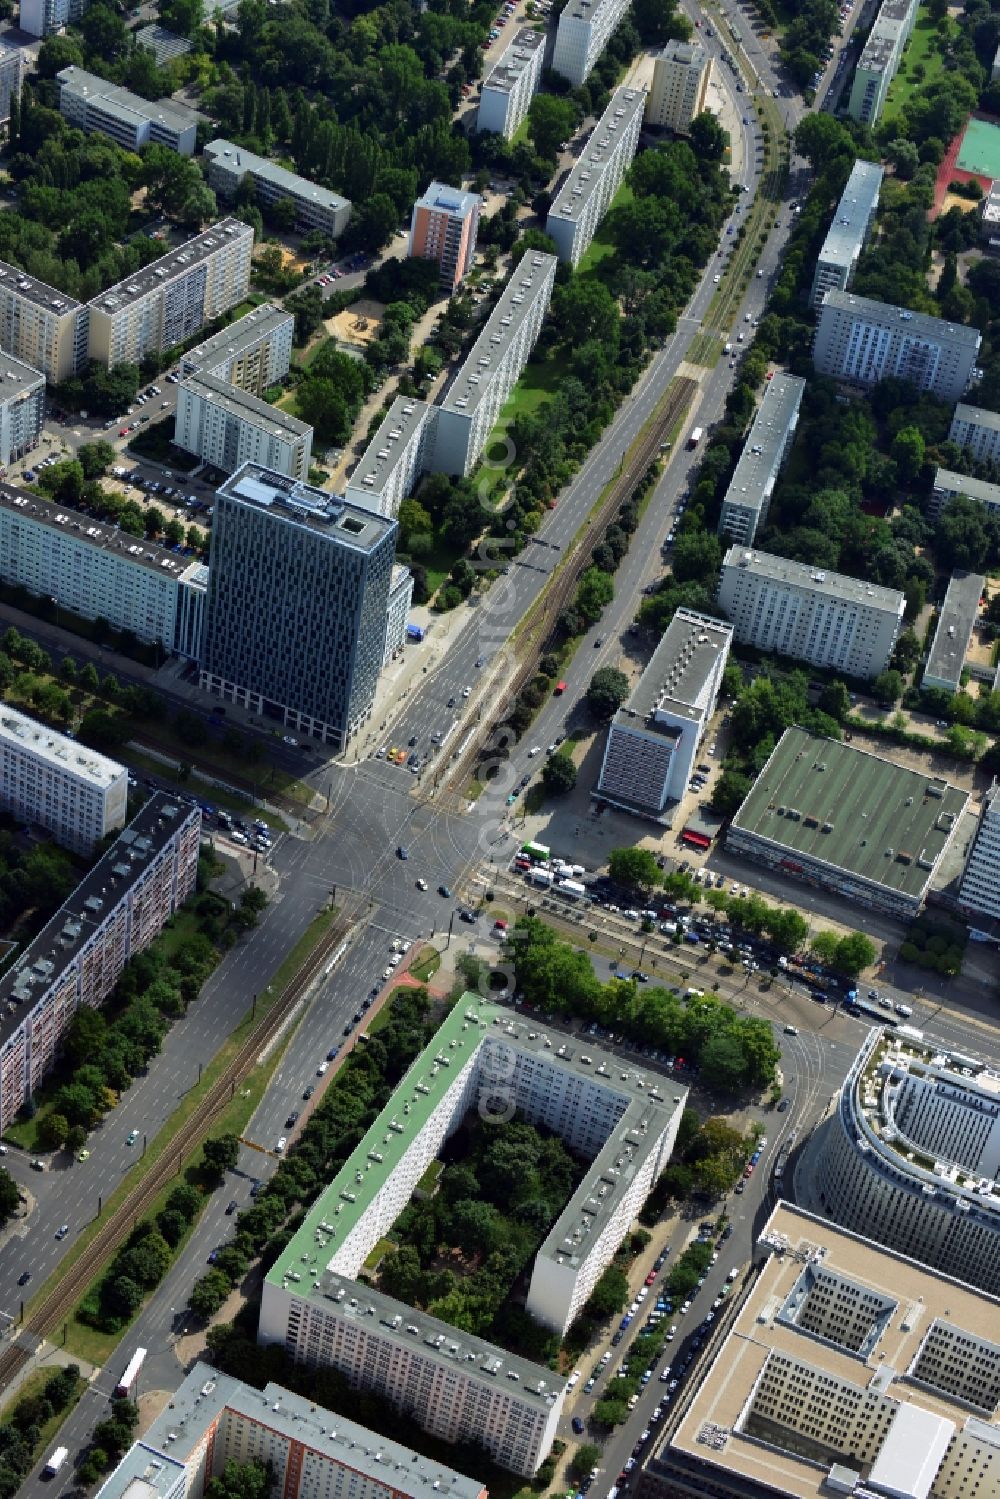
[520,841,550,862]
[115,1347,147,1398]
[43,1449,68,1477]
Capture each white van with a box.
[894,1003,913,1018]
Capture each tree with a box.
[688,110,728,161]
[891,426,925,483]
[570,1445,602,1481]
[872,670,903,706]
[608,847,661,892]
[830,932,877,978]
[202,1135,240,1178]
[584,1264,629,1318]
[296,378,350,443]
[0,1167,19,1228]
[77,440,115,479]
[672,529,722,584]
[527,94,578,159]
[205,1460,274,1499]
[38,1112,70,1150]
[180,183,219,229]
[542,753,577,795]
[189,1270,233,1320]
[586,666,629,719]
[818,681,850,720]
[575,567,614,624]
[710,769,750,818]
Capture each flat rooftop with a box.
[182,371,311,439]
[181,302,292,374]
[933,466,1000,508]
[204,140,349,214]
[617,607,732,730]
[57,65,196,134]
[0,795,198,1051]
[820,289,982,348]
[414,180,480,218]
[924,570,984,688]
[561,0,619,24]
[91,220,251,314]
[117,1362,484,1499]
[720,372,805,517]
[347,396,432,497]
[134,24,193,63]
[217,464,395,552]
[0,484,202,579]
[659,1201,1000,1499]
[817,159,883,269]
[548,86,645,226]
[439,250,556,418]
[658,37,706,64]
[721,545,903,613]
[951,402,1000,435]
[0,260,82,316]
[0,704,125,788]
[0,348,44,396]
[482,27,545,94]
[730,725,968,900]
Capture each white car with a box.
[317,1061,328,1075]
[462,686,471,698]
[276,1136,287,1153]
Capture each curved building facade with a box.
[816,1026,1000,1292]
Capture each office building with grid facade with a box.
[409,182,481,290]
[717,373,805,545]
[814,291,981,402]
[810,160,884,308]
[0,352,44,468]
[56,66,197,154]
[0,263,86,384]
[175,372,312,479]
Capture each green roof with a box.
[731,727,968,900]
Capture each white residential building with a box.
[922,570,984,693]
[810,159,884,308]
[179,302,294,394]
[430,251,556,476]
[552,0,632,86]
[646,40,711,132]
[959,780,1000,931]
[596,608,733,817]
[87,220,253,369]
[717,546,904,680]
[477,28,545,138]
[0,43,23,126]
[0,352,44,468]
[0,794,199,1134]
[717,373,805,545]
[204,140,351,238]
[175,372,312,480]
[814,290,981,402]
[932,466,1000,518]
[847,0,919,124]
[0,263,86,384]
[0,705,127,854]
[546,86,645,266]
[94,1363,488,1499]
[0,483,207,656]
[259,996,685,1474]
[948,403,1000,467]
[20,0,86,38]
[344,397,436,518]
[56,66,197,154]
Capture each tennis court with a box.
[956,117,1000,179]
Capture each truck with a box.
[115,1347,147,1398]
[520,840,550,862]
[43,1448,68,1477]
[529,868,554,887]
[556,879,586,900]
[687,426,704,449]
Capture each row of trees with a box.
[508,919,781,1091]
[0,1365,82,1499]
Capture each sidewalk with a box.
[0,1337,97,1409]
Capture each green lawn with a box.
[470,351,572,507]
[882,12,956,123]
[576,182,633,279]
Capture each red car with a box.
[744,1164,754,1178]
[645,1271,657,1286]
[119,428,129,436]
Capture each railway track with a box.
[445,375,698,798]
[0,897,360,1392]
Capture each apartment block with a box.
[932,466,1000,519]
[959,779,1000,930]
[948,403,1000,467]
[259,995,685,1475]
[20,0,87,38]
[384,563,413,665]
[981,179,1000,250]
[199,465,397,748]
[477,28,545,138]
[810,159,884,308]
[813,290,981,402]
[596,608,732,817]
[546,86,645,267]
[87,220,254,370]
[56,65,197,155]
[646,40,711,132]
[0,262,86,384]
[0,704,127,855]
[431,251,557,476]
[0,794,200,1134]
[641,1200,1000,1499]
[344,396,436,519]
[204,140,351,238]
[717,373,805,545]
[178,303,294,394]
[0,43,23,126]
[409,182,480,290]
[717,545,904,681]
[847,0,919,124]
[175,372,312,480]
[552,0,632,86]
[0,484,207,657]
[94,1362,487,1499]
[0,352,44,468]
[922,569,984,693]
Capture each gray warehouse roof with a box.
[721,545,903,612]
[0,260,82,315]
[440,250,556,418]
[92,220,251,312]
[183,371,311,439]
[820,290,982,348]
[817,160,883,270]
[924,570,984,691]
[482,27,545,94]
[730,726,968,901]
[217,464,395,551]
[547,86,645,226]
[617,607,732,729]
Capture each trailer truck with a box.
[529,868,554,887]
[687,426,704,449]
